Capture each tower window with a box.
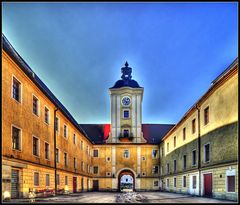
[123,129,129,138]
[123,110,130,118]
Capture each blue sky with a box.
[2,2,238,124]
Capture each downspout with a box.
[196,104,201,196]
[54,108,59,195]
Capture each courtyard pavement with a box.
[4,191,237,203]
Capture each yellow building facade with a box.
[1,33,238,201]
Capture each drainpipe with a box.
[196,105,201,196]
[54,108,59,195]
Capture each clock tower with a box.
[107,62,146,143]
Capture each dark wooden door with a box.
[11,169,19,198]
[92,180,99,191]
[73,177,77,193]
[204,173,212,196]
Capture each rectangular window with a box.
[167,163,169,174]
[46,174,50,186]
[73,134,76,144]
[161,147,164,157]
[56,148,59,163]
[123,150,129,158]
[45,107,49,124]
[183,176,186,187]
[167,143,169,152]
[34,172,39,186]
[152,149,158,158]
[86,145,88,154]
[204,143,210,162]
[192,119,196,134]
[55,117,59,132]
[174,160,176,172]
[123,110,129,118]
[12,77,21,102]
[123,129,129,138]
[64,152,68,167]
[81,161,84,171]
[65,176,68,185]
[74,157,77,169]
[56,174,60,185]
[192,150,196,166]
[153,166,159,174]
[45,142,50,160]
[174,177,177,188]
[12,126,21,150]
[183,128,186,140]
[183,155,187,169]
[204,106,209,125]
[33,96,39,116]
[154,181,159,187]
[33,136,39,156]
[167,179,169,188]
[64,124,67,138]
[192,175,196,189]
[93,166,98,174]
[174,136,176,147]
[93,149,99,157]
[227,176,235,192]
[81,141,83,150]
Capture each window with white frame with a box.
[34,172,39,186]
[12,76,21,102]
[46,174,50,186]
[192,150,196,166]
[12,126,21,151]
[55,116,59,132]
[152,149,158,158]
[204,143,210,162]
[226,169,236,193]
[93,166,98,174]
[123,150,129,158]
[32,95,39,116]
[123,109,130,118]
[154,180,159,187]
[45,142,50,160]
[56,148,60,163]
[32,136,40,156]
[64,124,68,138]
[173,159,177,172]
[74,157,77,169]
[192,175,197,189]
[64,152,68,167]
[153,165,159,174]
[166,178,169,188]
[93,149,99,157]
[44,106,50,124]
[73,133,76,144]
[182,175,186,187]
[174,177,177,188]
[65,176,68,185]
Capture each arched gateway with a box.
[118,170,135,192]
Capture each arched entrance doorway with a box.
[118,170,135,192]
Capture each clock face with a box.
[122,96,131,106]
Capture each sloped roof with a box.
[79,124,175,144]
[2,33,93,144]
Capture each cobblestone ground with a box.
[4,192,237,203]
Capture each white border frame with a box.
[33,171,40,187]
[226,169,236,193]
[44,105,50,125]
[32,94,40,117]
[173,177,177,188]
[64,152,68,167]
[204,142,210,163]
[44,141,50,161]
[32,135,40,157]
[63,124,68,139]
[45,173,50,187]
[11,74,23,104]
[203,105,210,126]
[122,108,131,119]
[93,148,99,158]
[182,175,187,188]
[56,147,60,163]
[192,149,197,166]
[73,133,77,145]
[11,124,22,152]
[123,149,130,159]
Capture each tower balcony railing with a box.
[118,133,134,141]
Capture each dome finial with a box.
[125,61,129,67]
